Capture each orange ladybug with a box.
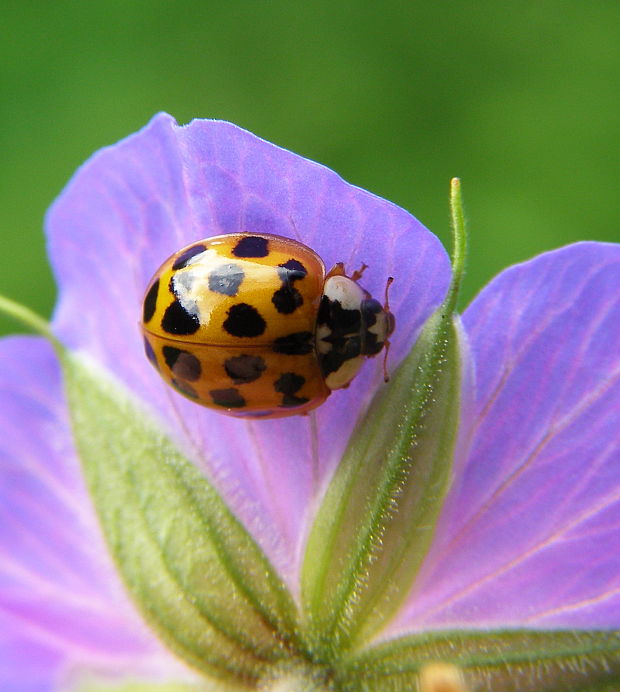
[141,233,394,418]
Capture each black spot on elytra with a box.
[172,244,206,270]
[279,258,307,278]
[172,378,199,399]
[274,372,305,394]
[208,263,245,296]
[274,372,309,408]
[272,259,308,315]
[143,279,159,323]
[223,303,266,338]
[282,394,309,408]
[209,388,246,408]
[143,337,158,369]
[272,286,303,314]
[224,354,267,384]
[162,346,202,381]
[232,236,269,258]
[161,299,200,335]
[272,331,314,355]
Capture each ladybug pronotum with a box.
[141,233,395,419]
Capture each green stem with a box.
[0,294,61,351]
[444,177,467,314]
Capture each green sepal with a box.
[334,629,620,691]
[301,305,465,657]
[61,350,303,686]
[300,179,469,659]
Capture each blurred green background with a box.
[2,1,619,336]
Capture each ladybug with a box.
[141,232,395,418]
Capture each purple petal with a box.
[47,114,450,588]
[389,242,620,633]
[0,632,58,692]
[0,337,195,687]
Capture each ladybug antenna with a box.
[351,262,369,282]
[384,275,394,311]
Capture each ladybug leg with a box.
[350,262,368,282]
[325,262,347,279]
[384,275,394,311]
[325,262,369,281]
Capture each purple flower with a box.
[1,114,619,691]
